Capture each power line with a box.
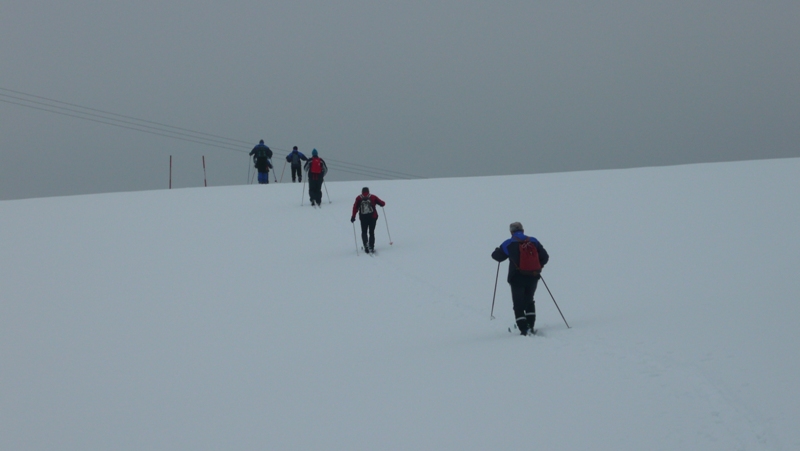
[2,92,416,180]
[0,87,425,180]
[0,95,248,152]
[0,87,252,147]
[0,97,247,153]
[268,144,424,180]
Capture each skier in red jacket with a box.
[350,187,386,254]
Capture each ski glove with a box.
[350,217,355,223]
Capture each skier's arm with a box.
[374,195,386,207]
[536,242,549,267]
[491,247,508,262]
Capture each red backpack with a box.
[310,158,323,174]
[514,238,542,276]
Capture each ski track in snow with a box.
[360,219,782,449]
[544,329,777,450]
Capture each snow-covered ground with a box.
[2,158,799,451]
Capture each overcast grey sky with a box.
[2,1,798,200]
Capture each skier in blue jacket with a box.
[491,222,549,335]
[249,140,274,184]
[285,146,308,183]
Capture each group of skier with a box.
[250,140,550,335]
[249,142,326,185]
[249,140,384,251]
[249,141,331,207]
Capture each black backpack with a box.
[359,196,374,215]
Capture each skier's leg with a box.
[510,281,530,334]
[309,179,317,203]
[525,278,538,331]
[367,217,377,250]
[360,218,369,249]
[309,178,317,203]
[314,179,323,204]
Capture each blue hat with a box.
[312,148,318,157]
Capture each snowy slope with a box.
[2,159,799,451]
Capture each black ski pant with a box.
[360,215,377,249]
[291,164,302,182]
[509,275,539,332]
[308,177,323,204]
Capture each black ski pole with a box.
[300,178,306,206]
[490,261,500,320]
[280,161,287,183]
[324,181,331,204]
[540,276,569,328]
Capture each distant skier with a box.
[304,149,328,206]
[249,140,274,184]
[350,187,386,254]
[285,146,308,183]
[491,222,549,335]
[249,139,273,163]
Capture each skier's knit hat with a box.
[362,187,369,194]
[293,146,298,150]
[259,139,264,144]
[312,148,318,157]
[510,222,524,233]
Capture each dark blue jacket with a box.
[285,150,308,166]
[250,143,273,160]
[492,231,549,283]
